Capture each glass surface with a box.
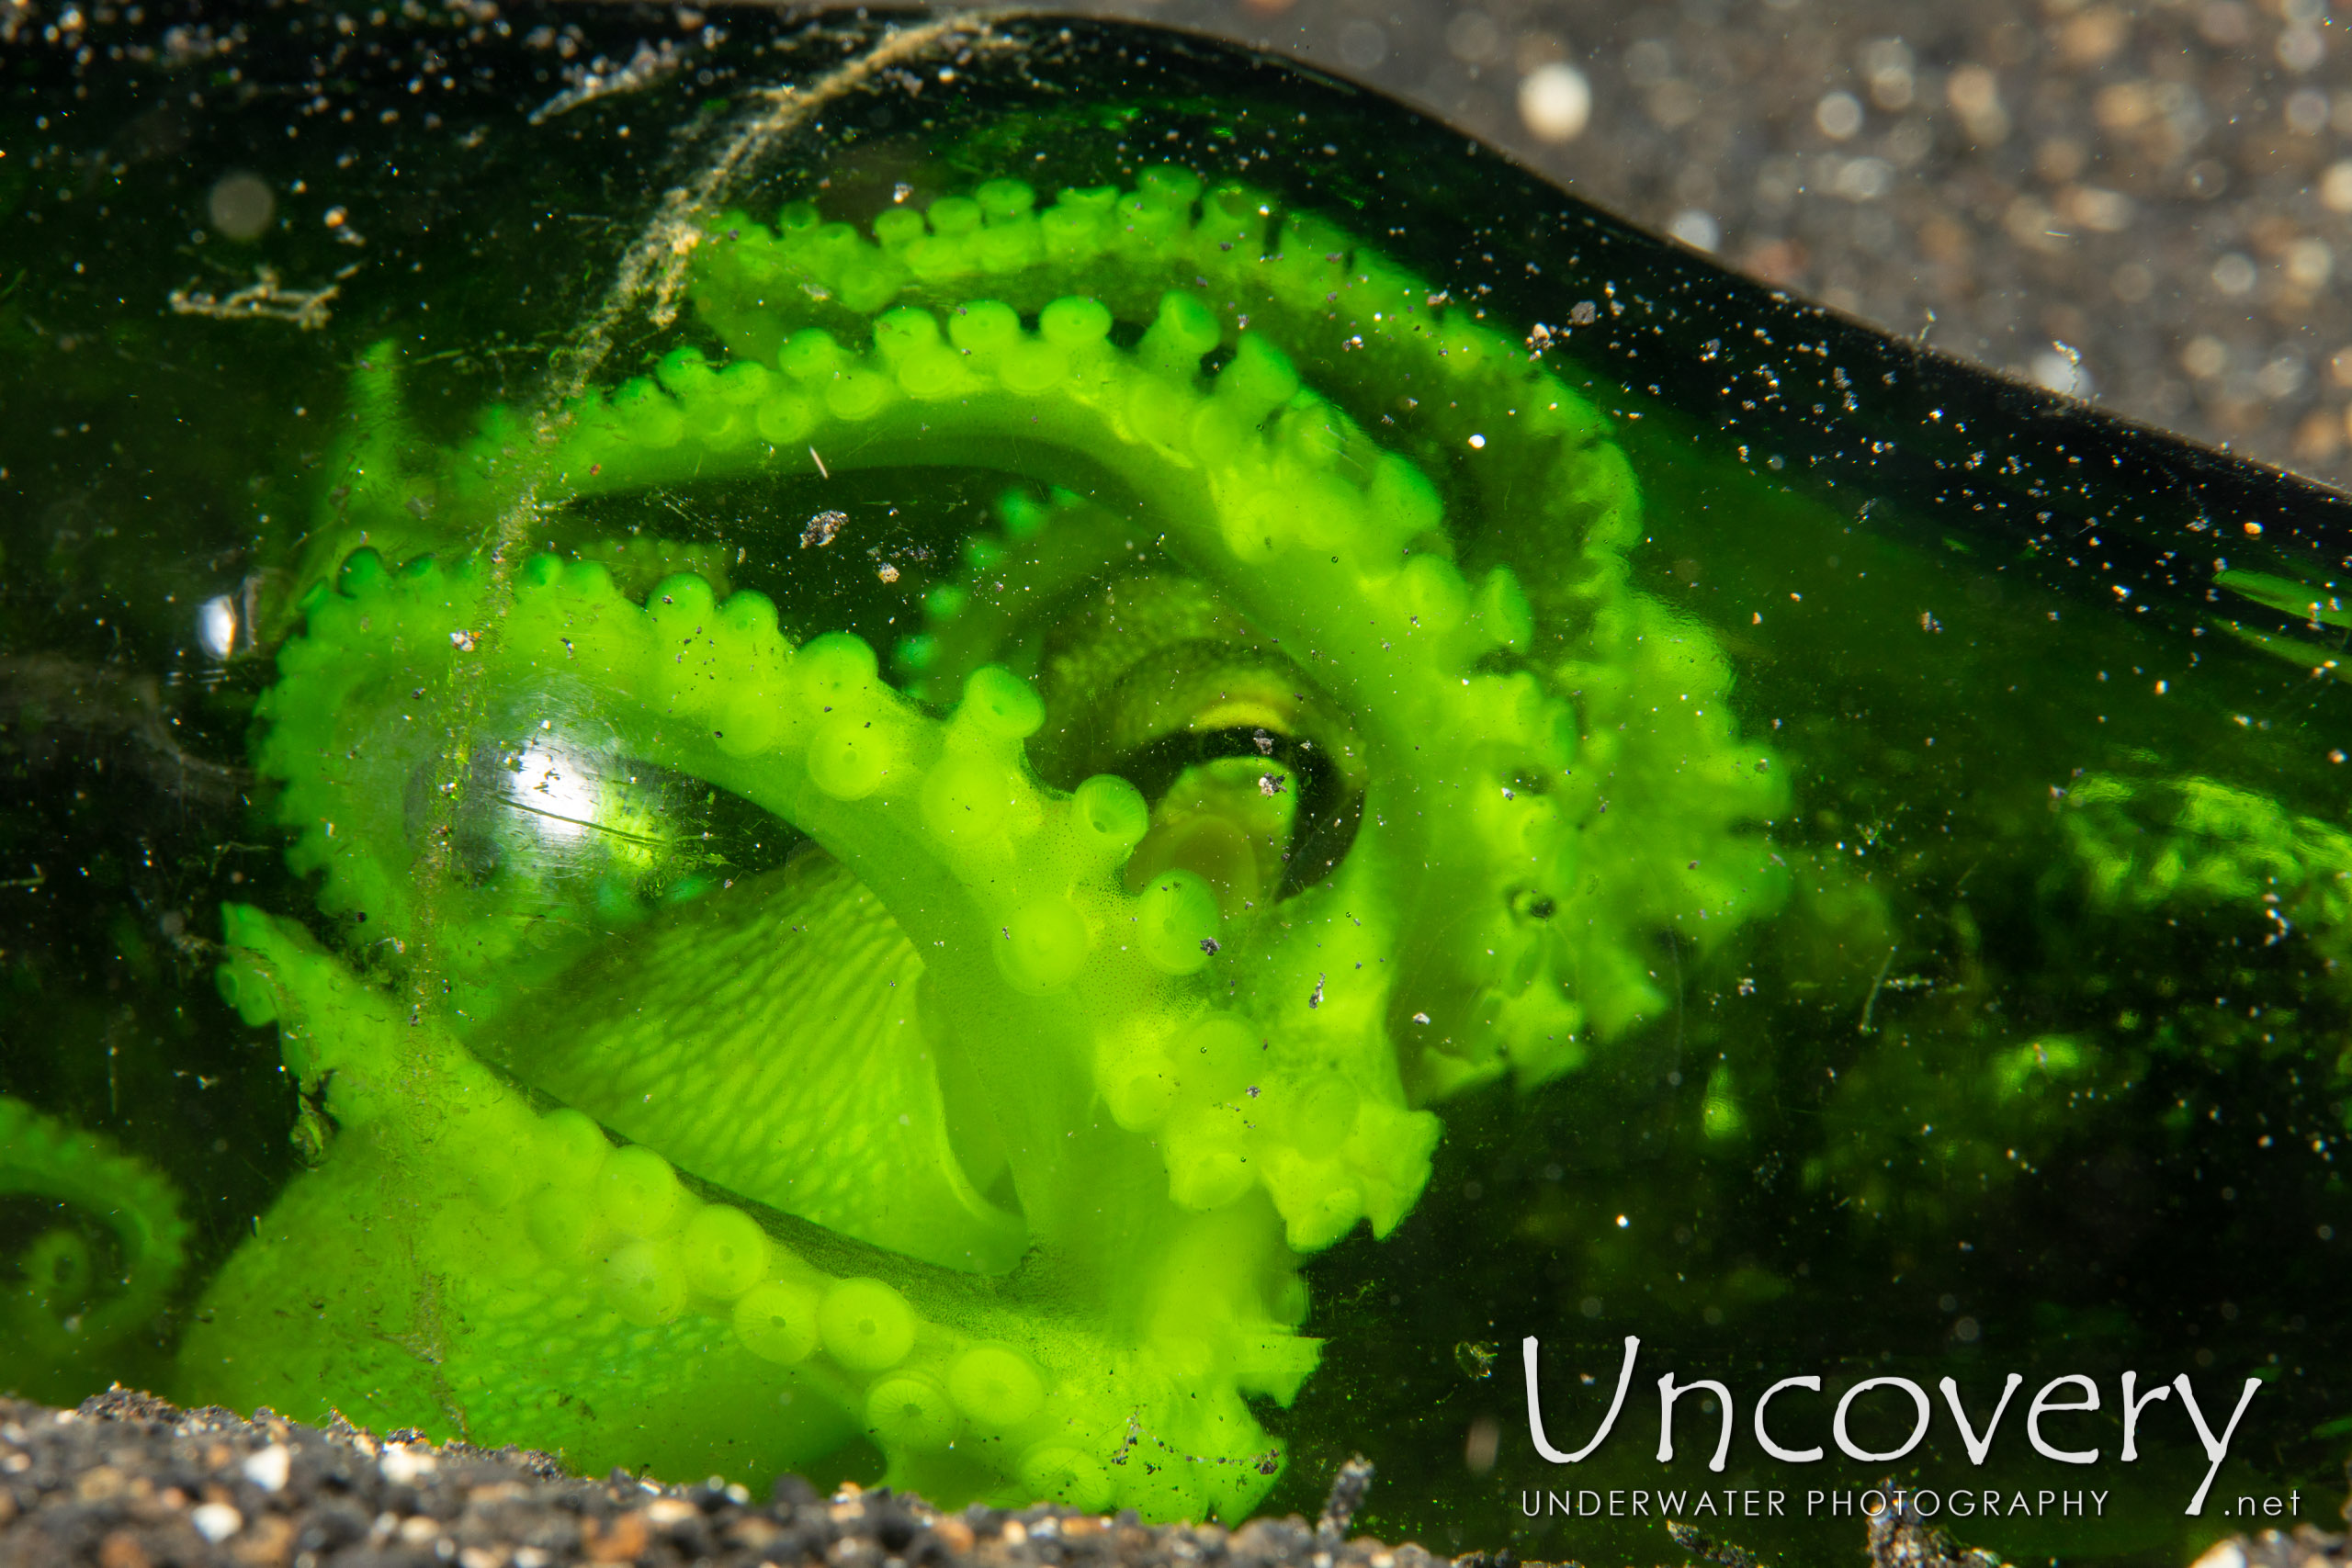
[0,9,2344,1566]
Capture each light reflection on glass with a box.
[508,741,598,843]
[195,595,239,660]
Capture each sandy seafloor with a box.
[0,1390,2341,1568]
[1069,0,2352,494]
[5,0,2352,1562]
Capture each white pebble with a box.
[241,1443,291,1493]
[2323,159,2352,214]
[1668,209,1721,253]
[1519,63,1591,143]
[379,1443,437,1484]
[1815,89,1863,140]
[191,1501,243,1542]
[2030,350,2090,398]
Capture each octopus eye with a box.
[902,491,1370,916]
[1109,719,1363,912]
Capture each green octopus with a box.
[47,147,2344,1521]
[0,163,1795,1513]
[7,137,2347,1526]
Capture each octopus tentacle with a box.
[0,1096,190,1362]
[254,542,1436,1256]
[1794,770,2352,1235]
[297,169,1788,1095]
[198,907,1310,1520]
[2063,773,2352,938]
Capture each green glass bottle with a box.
[0,11,2343,1567]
